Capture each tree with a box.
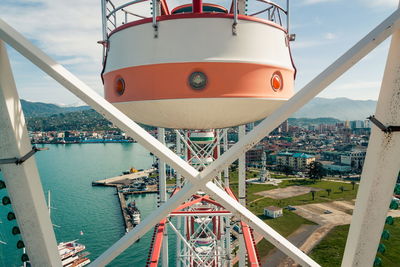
[339,186,345,193]
[311,190,316,200]
[307,161,326,182]
[351,181,356,190]
[278,165,293,176]
[326,188,332,196]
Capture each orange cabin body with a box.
[102,0,295,129]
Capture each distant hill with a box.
[292,97,377,121]
[21,97,377,128]
[27,109,114,131]
[21,99,89,117]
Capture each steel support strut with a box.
[238,125,246,267]
[0,41,62,266]
[1,5,400,266]
[157,128,169,267]
[341,7,400,266]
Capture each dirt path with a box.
[276,224,336,267]
[261,224,320,267]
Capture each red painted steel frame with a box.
[225,187,260,266]
[171,211,231,215]
[160,0,170,15]
[148,219,167,267]
[193,0,203,13]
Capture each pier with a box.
[92,168,156,186]
[116,187,134,231]
[92,168,159,232]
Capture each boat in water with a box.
[58,240,90,267]
[127,201,141,225]
[23,240,90,267]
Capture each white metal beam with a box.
[0,41,62,267]
[223,129,229,187]
[175,131,182,267]
[157,128,169,267]
[2,6,400,266]
[341,15,400,267]
[238,125,246,267]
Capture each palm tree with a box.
[339,186,345,193]
[351,181,356,190]
[326,188,332,196]
[311,190,316,200]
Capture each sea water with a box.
[0,143,176,267]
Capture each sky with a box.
[0,0,398,105]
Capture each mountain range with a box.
[21,97,378,121]
[21,99,90,117]
[291,97,377,121]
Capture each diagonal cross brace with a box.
[0,146,47,165]
[1,5,400,267]
[368,115,400,133]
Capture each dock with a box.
[92,168,156,186]
[92,168,158,232]
[116,187,134,231]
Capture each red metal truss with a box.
[225,187,260,267]
[172,195,224,212]
[171,210,231,215]
[147,219,167,267]
[159,0,170,15]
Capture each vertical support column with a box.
[238,125,246,205]
[225,217,232,266]
[0,41,62,266]
[193,0,203,13]
[216,130,222,184]
[238,0,246,14]
[157,128,168,267]
[175,131,181,267]
[238,125,246,267]
[341,22,400,267]
[223,129,229,187]
[101,0,107,41]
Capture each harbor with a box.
[92,167,160,232]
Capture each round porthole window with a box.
[189,72,207,90]
[271,71,283,92]
[115,78,125,96]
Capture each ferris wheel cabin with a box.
[101,0,296,129]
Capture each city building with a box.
[276,152,316,171]
[264,206,283,218]
[341,150,367,171]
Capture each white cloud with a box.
[324,32,336,40]
[361,0,398,8]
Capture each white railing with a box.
[101,0,290,40]
[101,0,151,40]
[250,0,290,31]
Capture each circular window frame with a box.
[271,71,284,92]
[115,77,126,96]
[188,71,208,90]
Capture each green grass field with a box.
[242,177,359,209]
[228,172,360,263]
[310,219,400,267]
